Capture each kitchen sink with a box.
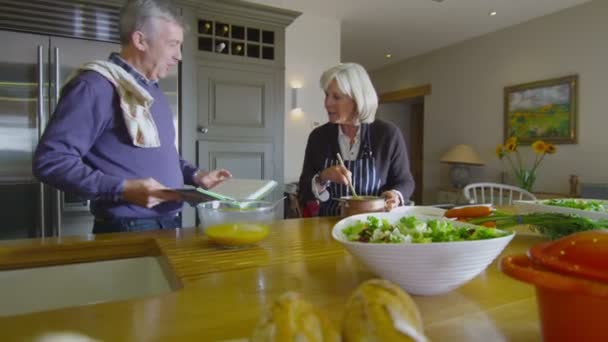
[0,256,177,316]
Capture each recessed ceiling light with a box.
[489,11,497,16]
[385,53,392,59]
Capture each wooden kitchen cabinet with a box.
[192,4,298,196]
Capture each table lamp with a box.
[440,144,484,188]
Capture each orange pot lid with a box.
[529,230,608,283]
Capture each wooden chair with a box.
[463,182,537,205]
[285,192,303,218]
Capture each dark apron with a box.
[319,125,381,216]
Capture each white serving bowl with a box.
[515,199,608,221]
[389,205,446,217]
[332,212,515,296]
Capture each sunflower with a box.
[496,137,557,192]
[532,140,547,155]
[496,145,505,159]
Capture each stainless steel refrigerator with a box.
[0,4,180,240]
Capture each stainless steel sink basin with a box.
[0,256,176,316]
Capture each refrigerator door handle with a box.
[53,46,62,237]
[53,47,60,105]
[37,45,46,238]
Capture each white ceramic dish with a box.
[332,212,514,296]
[389,205,446,217]
[452,203,493,209]
[514,199,608,221]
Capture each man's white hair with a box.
[119,0,184,45]
[320,63,378,124]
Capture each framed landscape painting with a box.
[504,75,578,144]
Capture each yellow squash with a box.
[250,292,340,342]
[342,279,428,342]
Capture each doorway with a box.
[377,85,430,205]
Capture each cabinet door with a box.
[198,141,273,181]
[197,64,275,138]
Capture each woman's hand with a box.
[195,169,232,189]
[382,191,400,211]
[319,165,351,185]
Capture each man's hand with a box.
[319,165,352,186]
[382,190,400,211]
[195,169,232,189]
[122,178,180,208]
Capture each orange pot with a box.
[500,230,608,342]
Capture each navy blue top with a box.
[33,53,198,219]
[298,120,415,208]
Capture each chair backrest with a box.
[463,182,537,205]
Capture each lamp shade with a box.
[440,144,484,165]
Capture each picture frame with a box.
[504,75,578,144]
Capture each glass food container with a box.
[197,200,276,247]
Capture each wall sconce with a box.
[291,82,302,109]
[291,87,299,110]
[290,82,303,118]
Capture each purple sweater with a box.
[33,68,198,219]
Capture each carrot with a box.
[481,221,496,228]
[445,206,492,218]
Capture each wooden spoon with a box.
[336,152,359,198]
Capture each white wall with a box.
[282,14,341,182]
[371,0,608,203]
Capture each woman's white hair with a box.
[119,0,184,45]
[320,63,378,124]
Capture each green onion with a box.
[469,211,608,240]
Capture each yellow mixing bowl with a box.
[205,222,270,247]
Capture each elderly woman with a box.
[298,63,415,216]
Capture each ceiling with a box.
[248,0,592,70]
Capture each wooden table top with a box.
[0,217,544,341]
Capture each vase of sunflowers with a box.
[496,137,557,192]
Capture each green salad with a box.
[342,215,510,244]
[543,199,607,212]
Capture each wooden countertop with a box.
[0,218,544,341]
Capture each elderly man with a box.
[33,0,230,233]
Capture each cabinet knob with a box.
[198,126,209,134]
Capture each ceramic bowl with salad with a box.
[515,198,608,221]
[332,212,514,295]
